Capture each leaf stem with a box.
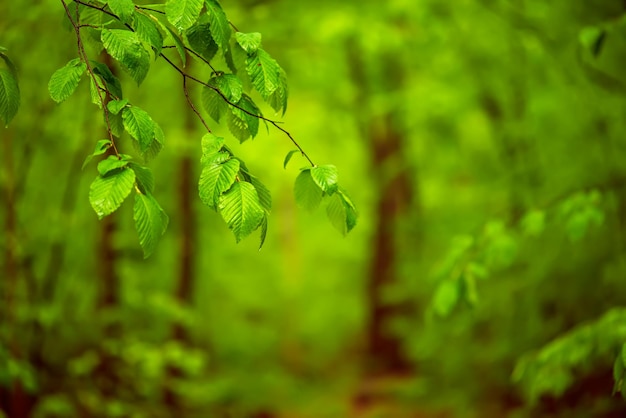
[183,76,211,133]
[60,0,120,157]
[73,0,315,167]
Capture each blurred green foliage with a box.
[2,0,626,417]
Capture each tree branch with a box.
[74,0,315,167]
[61,0,120,157]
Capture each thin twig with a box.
[183,76,211,133]
[137,6,165,15]
[61,0,120,157]
[162,46,218,72]
[160,54,315,166]
[73,0,315,166]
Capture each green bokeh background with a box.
[2,1,626,417]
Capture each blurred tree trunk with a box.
[164,57,199,412]
[96,54,120,312]
[346,40,415,374]
[1,127,30,418]
[94,54,121,404]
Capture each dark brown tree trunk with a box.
[366,115,414,374]
[164,60,199,411]
[345,39,415,374]
[1,126,30,418]
[93,54,121,407]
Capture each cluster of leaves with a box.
[46,0,355,256]
[0,46,20,126]
[512,308,626,403]
[429,189,605,318]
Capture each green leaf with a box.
[165,0,203,31]
[101,29,150,85]
[200,132,225,163]
[267,66,288,115]
[97,155,130,176]
[134,192,168,258]
[235,32,262,54]
[258,215,268,249]
[246,49,281,100]
[294,169,323,211]
[133,11,164,53]
[310,165,338,195]
[325,188,357,235]
[89,75,105,108]
[89,168,135,219]
[201,80,227,122]
[186,23,218,61]
[82,140,112,169]
[227,95,260,143]
[48,58,86,103]
[0,68,19,126]
[164,25,187,67]
[249,176,271,213]
[142,122,164,161]
[433,280,460,317]
[205,0,231,52]
[91,61,123,99]
[122,105,156,154]
[201,74,243,124]
[199,158,240,210]
[108,0,135,23]
[231,43,250,83]
[130,162,155,194]
[283,150,299,169]
[214,74,243,103]
[218,181,265,242]
[109,112,125,137]
[107,98,128,115]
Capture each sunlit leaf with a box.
[200,132,225,163]
[310,164,338,195]
[205,0,231,52]
[108,0,135,23]
[165,0,203,30]
[227,94,260,142]
[294,169,323,211]
[82,140,112,169]
[122,105,156,154]
[235,32,262,54]
[199,158,240,210]
[283,150,299,169]
[0,68,19,126]
[48,58,86,103]
[89,168,135,219]
[134,192,168,258]
[246,49,281,100]
[101,29,150,85]
[249,175,271,213]
[218,181,265,242]
[133,11,164,53]
[325,188,357,236]
[97,155,131,176]
[107,98,128,115]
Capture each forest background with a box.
[2,0,626,417]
